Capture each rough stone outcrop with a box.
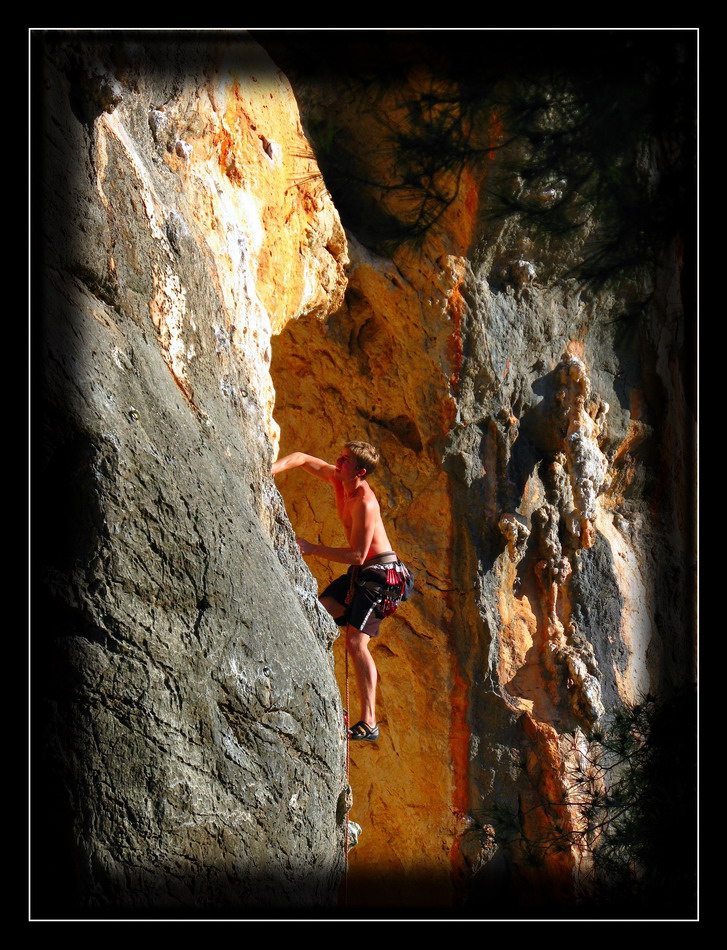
[34,32,348,914]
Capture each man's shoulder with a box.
[359,484,380,511]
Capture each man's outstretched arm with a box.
[272,452,335,482]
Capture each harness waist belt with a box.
[362,551,398,567]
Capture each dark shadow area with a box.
[256,29,696,289]
[462,687,697,921]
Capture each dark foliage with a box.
[578,687,697,915]
[257,30,695,284]
[473,687,697,917]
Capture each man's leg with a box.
[346,625,377,729]
[320,595,345,621]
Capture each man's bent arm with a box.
[272,452,335,482]
[298,497,376,565]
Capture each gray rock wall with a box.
[34,32,347,915]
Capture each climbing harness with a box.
[352,552,413,620]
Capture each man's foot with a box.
[349,720,379,742]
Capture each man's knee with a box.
[346,626,370,655]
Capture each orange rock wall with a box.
[271,235,472,907]
[267,46,693,910]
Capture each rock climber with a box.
[272,441,411,742]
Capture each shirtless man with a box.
[272,441,404,742]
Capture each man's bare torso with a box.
[334,479,392,561]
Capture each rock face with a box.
[34,30,695,916]
[34,32,348,914]
[263,32,695,911]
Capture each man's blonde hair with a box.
[345,441,380,478]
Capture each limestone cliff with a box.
[34,32,348,914]
[33,30,695,917]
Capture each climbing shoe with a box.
[349,720,380,742]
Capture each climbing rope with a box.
[343,645,350,906]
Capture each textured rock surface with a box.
[34,32,348,914]
[263,32,695,911]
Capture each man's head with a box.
[343,441,380,480]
